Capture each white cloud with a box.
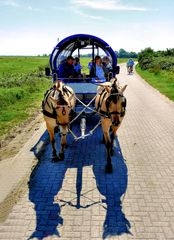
[71,0,156,11]
[1,0,19,7]
[27,5,42,12]
[0,0,42,11]
[74,9,103,19]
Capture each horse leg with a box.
[101,134,105,144]
[47,124,57,161]
[101,119,112,173]
[58,126,67,161]
[110,126,119,156]
[110,130,115,156]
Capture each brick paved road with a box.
[0,64,174,240]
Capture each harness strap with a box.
[96,90,107,112]
[99,110,122,117]
[42,109,57,119]
[58,122,69,126]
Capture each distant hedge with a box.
[138,48,174,73]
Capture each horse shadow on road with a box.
[28,130,66,239]
[28,116,131,239]
[92,137,131,239]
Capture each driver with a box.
[58,56,78,78]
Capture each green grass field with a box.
[136,64,174,101]
[0,56,49,76]
[0,56,51,140]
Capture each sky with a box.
[0,0,174,55]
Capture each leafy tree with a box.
[138,47,154,69]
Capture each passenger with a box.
[102,56,112,74]
[88,59,94,71]
[58,56,78,78]
[90,56,106,82]
[73,57,82,76]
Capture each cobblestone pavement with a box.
[1,64,174,240]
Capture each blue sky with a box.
[0,0,174,55]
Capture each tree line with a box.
[115,49,138,58]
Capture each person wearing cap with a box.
[58,56,77,78]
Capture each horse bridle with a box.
[98,92,126,124]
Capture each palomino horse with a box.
[42,81,76,161]
[95,78,127,173]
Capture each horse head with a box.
[107,79,127,119]
[49,81,73,126]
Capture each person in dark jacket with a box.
[58,56,77,78]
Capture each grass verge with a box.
[136,64,174,101]
[0,79,50,138]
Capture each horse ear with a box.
[99,82,111,87]
[110,77,117,85]
[55,80,60,90]
[120,84,127,94]
[105,86,110,93]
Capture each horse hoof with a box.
[52,156,59,162]
[58,153,64,161]
[101,136,105,144]
[105,164,113,174]
[111,149,114,156]
[54,126,59,133]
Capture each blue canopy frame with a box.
[49,34,118,76]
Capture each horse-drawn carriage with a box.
[43,34,127,173]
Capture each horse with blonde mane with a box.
[42,81,76,161]
[95,78,127,173]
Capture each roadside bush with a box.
[138,48,174,72]
[15,89,25,99]
[138,56,153,70]
[0,65,46,88]
[0,88,27,108]
[149,65,161,75]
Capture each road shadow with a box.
[54,115,100,210]
[28,137,67,239]
[28,115,131,239]
[27,116,98,239]
[92,137,131,239]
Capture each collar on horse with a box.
[97,91,126,118]
[42,85,73,123]
[42,109,57,119]
[42,108,70,126]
